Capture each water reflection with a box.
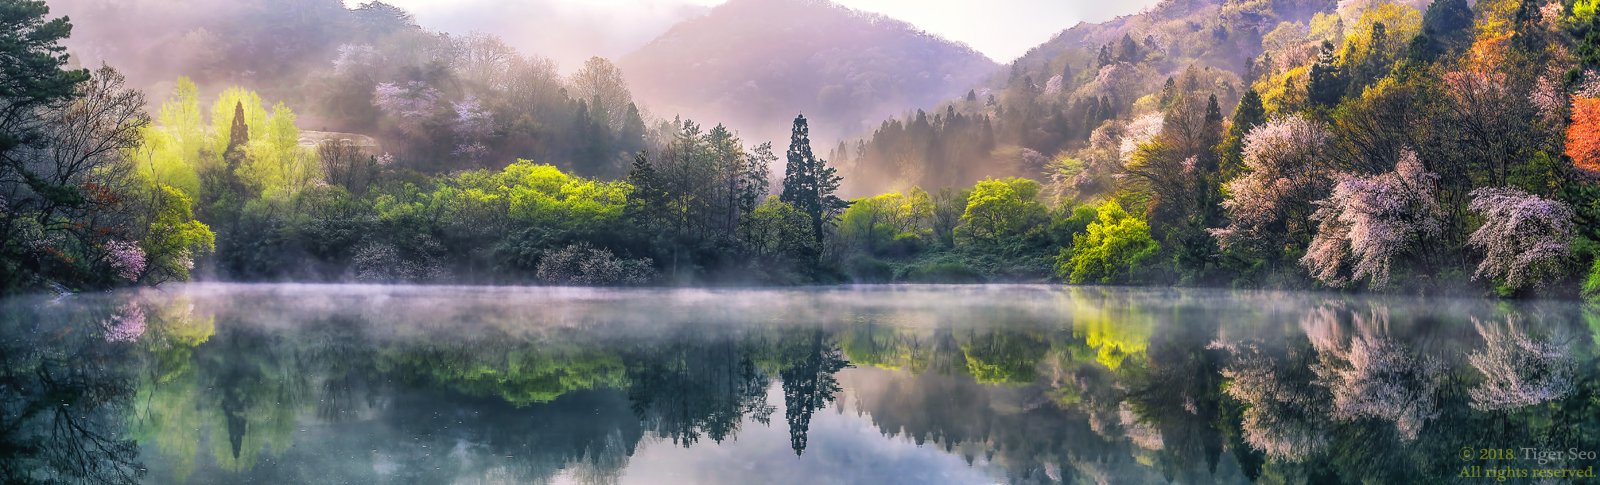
[0,285,1597,484]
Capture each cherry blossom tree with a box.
[373,81,441,137]
[1213,115,1333,257]
[1301,150,1442,289]
[1304,304,1444,441]
[103,240,146,282]
[102,301,146,343]
[1211,338,1330,461]
[452,97,493,164]
[1466,187,1574,291]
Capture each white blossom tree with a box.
[1465,187,1574,291]
[1213,115,1334,257]
[1303,304,1444,441]
[1301,149,1442,289]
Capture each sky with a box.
[345,0,1162,69]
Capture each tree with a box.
[956,178,1047,250]
[779,115,846,247]
[1059,200,1159,285]
[1213,115,1334,261]
[1466,317,1575,411]
[138,185,216,284]
[740,196,816,282]
[1466,187,1575,292]
[568,57,634,132]
[1301,150,1443,289]
[1568,96,1600,176]
[2,66,148,290]
[0,0,89,160]
[1308,40,1344,107]
[1221,89,1267,179]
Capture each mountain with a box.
[834,0,1356,193]
[618,0,1000,147]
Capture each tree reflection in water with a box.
[0,286,1597,484]
[0,296,144,484]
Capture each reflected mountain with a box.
[0,285,1597,484]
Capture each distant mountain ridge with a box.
[619,0,1000,146]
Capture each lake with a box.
[2,284,1597,484]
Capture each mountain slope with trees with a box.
[619,0,999,147]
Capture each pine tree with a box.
[780,114,846,247]
[224,101,249,170]
[1220,89,1266,180]
[626,152,666,225]
[1308,40,1344,108]
[1117,34,1141,63]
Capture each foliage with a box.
[956,178,1048,251]
[1059,200,1159,285]
[836,190,933,257]
[1569,96,1600,176]
[1584,258,1600,302]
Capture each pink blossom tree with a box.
[374,81,441,137]
[1210,338,1331,461]
[102,301,146,343]
[1303,304,1445,441]
[452,97,494,163]
[103,240,147,282]
[1466,187,1574,291]
[1301,150,1442,289]
[1213,115,1333,258]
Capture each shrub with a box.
[843,255,894,283]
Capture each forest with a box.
[3,0,1600,301]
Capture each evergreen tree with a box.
[1220,89,1266,180]
[0,0,88,159]
[1308,40,1344,108]
[1118,34,1141,63]
[1409,0,1473,61]
[780,114,846,247]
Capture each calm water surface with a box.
[3,284,1598,484]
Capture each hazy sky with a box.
[347,0,1161,68]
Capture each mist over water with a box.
[3,284,1598,484]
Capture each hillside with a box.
[619,0,999,147]
[834,0,1359,193]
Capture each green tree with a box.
[956,178,1048,250]
[1059,200,1159,285]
